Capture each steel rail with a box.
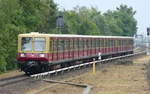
[0,74,25,82]
[31,51,146,79]
[0,75,31,87]
[43,79,92,94]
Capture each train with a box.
[17,32,133,74]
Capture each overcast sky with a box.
[54,0,150,36]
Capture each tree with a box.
[104,5,137,36]
[0,0,58,72]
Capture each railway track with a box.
[0,51,147,94]
[0,51,146,88]
[0,74,30,87]
[31,51,146,79]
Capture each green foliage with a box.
[64,5,137,36]
[104,5,137,36]
[64,7,100,35]
[0,0,57,72]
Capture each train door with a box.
[57,38,62,61]
[51,37,57,61]
[49,37,53,61]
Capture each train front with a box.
[17,32,49,74]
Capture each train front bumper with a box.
[17,53,49,61]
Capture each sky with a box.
[54,0,150,36]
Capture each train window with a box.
[78,39,81,50]
[64,40,66,51]
[115,40,117,47]
[59,40,65,51]
[122,40,124,46]
[110,40,113,47]
[81,40,84,50]
[99,39,101,48]
[100,39,102,47]
[82,40,84,49]
[111,40,113,47]
[66,40,70,51]
[106,39,108,47]
[57,39,61,52]
[53,39,58,52]
[100,39,103,48]
[88,39,90,49]
[79,40,82,50]
[108,39,110,47]
[70,39,73,51]
[113,40,115,47]
[84,40,86,49]
[103,39,105,47]
[64,40,67,51]
[74,39,77,50]
[21,37,32,51]
[96,39,99,48]
[94,39,96,48]
[117,40,119,47]
[91,39,93,48]
[34,37,46,52]
[86,40,89,49]
[119,40,121,47]
[92,39,95,48]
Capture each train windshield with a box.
[21,37,46,52]
[34,38,46,51]
[21,37,33,51]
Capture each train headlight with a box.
[39,54,45,57]
[20,53,25,57]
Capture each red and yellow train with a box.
[17,32,133,74]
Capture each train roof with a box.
[19,32,133,39]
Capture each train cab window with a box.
[21,37,32,51]
[34,38,46,52]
